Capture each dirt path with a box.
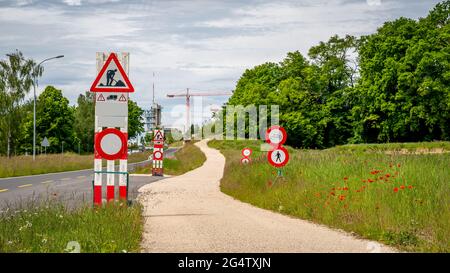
[138,139,396,253]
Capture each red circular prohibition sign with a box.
[95,128,127,160]
[268,146,290,168]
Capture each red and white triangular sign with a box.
[118,94,127,102]
[90,53,134,93]
[97,93,105,101]
[154,130,164,141]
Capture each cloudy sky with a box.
[0,0,441,128]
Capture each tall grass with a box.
[134,142,206,176]
[0,200,143,253]
[208,140,450,252]
[0,151,152,178]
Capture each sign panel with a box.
[241,157,251,165]
[265,125,287,147]
[90,53,134,93]
[242,148,252,157]
[268,146,289,168]
[41,137,50,147]
[94,128,127,160]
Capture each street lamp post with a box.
[32,55,64,161]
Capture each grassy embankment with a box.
[0,151,152,178]
[0,201,143,253]
[208,140,450,252]
[134,142,206,176]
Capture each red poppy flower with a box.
[408,185,413,189]
[330,192,335,196]
[397,164,401,167]
[339,195,346,201]
[343,187,349,191]
[400,185,405,190]
[343,177,348,181]
[385,173,391,178]
[362,180,367,183]
[393,187,399,193]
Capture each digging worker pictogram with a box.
[106,69,117,86]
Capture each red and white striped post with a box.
[152,129,164,176]
[91,52,133,205]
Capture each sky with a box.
[0,0,442,129]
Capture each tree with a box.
[0,50,42,157]
[29,86,75,153]
[74,91,94,153]
[128,99,144,139]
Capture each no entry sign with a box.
[94,128,127,160]
[266,125,287,147]
[268,146,289,168]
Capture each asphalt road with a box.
[0,148,177,209]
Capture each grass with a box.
[0,200,143,253]
[134,142,206,176]
[208,140,450,252]
[0,151,152,178]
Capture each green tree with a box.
[30,86,75,153]
[0,50,42,157]
[128,99,144,139]
[74,91,94,153]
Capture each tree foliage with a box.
[227,1,450,148]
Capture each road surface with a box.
[139,140,396,253]
[0,148,177,209]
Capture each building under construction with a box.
[144,103,162,132]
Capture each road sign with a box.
[41,137,50,147]
[153,150,163,160]
[242,148,252,158]
[154,130,164,141]
[268,146,289,168]
[265,125,287,147]
[94,128,127,160]
[90,53,134,93]
[241,157,251,165]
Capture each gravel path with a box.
[139,139,396,253]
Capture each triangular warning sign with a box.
[90,53,134,93]
[154,130,164,141]
[118,94,127,102]
[97,93,105,101]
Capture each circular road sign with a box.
[95,128,127,160]
[266,125,287,147]
[241,157,251,165]
[153,150,163,160]
[268,146,289,168]
[242,148,252,158]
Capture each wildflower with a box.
[362,180,367,183]
[330,192,335,196]
[397,164,401,168]
[400,185,405,190]
[343,187,349,191]
[343,177,348,181]
[368,179,374,183]
[385,173,391,178]
[339,195,346,201]
[393,187,399,193]
[408,185,413,189]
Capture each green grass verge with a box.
[208,140,450,252]
[0,201,143,253]
[134,142,206,176]
[0,151,152,178]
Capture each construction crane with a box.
[167,88,232,140]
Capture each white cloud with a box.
[63,0,82,6]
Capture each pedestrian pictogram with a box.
[268,146,289,168]
[90,53,134,93]
[265,125,287,147]
[97,93,105,101]
[241,157,251,165]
